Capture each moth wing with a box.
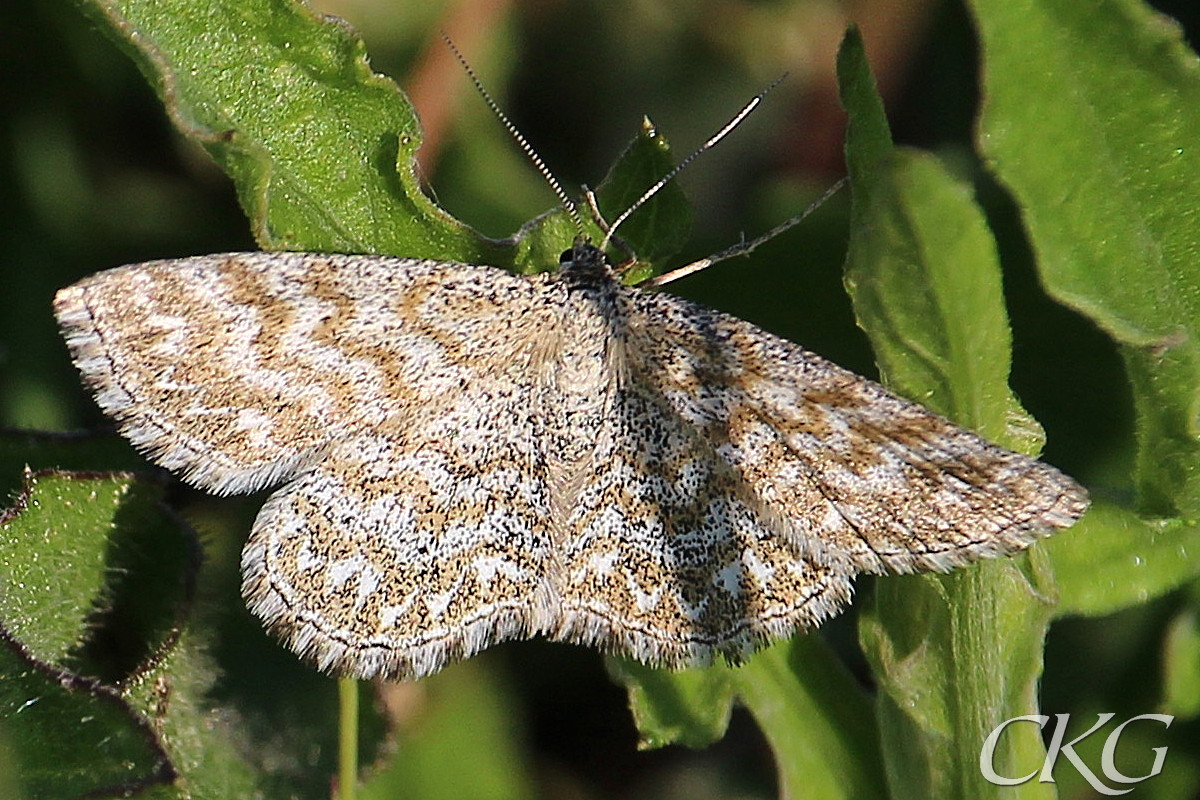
[55,252,544,495]
[626,290,1088,574]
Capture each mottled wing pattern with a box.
[241,401,556,681]
[53,253,549,495]
[57,253,567,680]
[625,290,1088,575]
[555,371,854,668]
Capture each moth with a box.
[54,70,1087,681]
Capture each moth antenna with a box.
[644,177,847,288]
[600,74,787,253]
[582,185,637,262]
[441,33,584,237]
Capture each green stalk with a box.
[338,678,359,800]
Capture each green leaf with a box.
[0,470,265,799]
[0,637,174,800]
[841,143,1046,452]
[734,637,886,800]
[608,658,736,750]
[511,117,693,280]
[593,117,693,267]
[840,103,1040,446]
[614,637,886,800]
[124,627,270,800]
[839,27,1057,800]
[970,0,1200,518]
[1045,502,1200,617]
[74,0,498,263]
[860,561,1058,800]
[0,471,142,664]
[0,467,199,683]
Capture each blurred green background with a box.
[2,1,1198,797]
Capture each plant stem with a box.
[338,678,359,800]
